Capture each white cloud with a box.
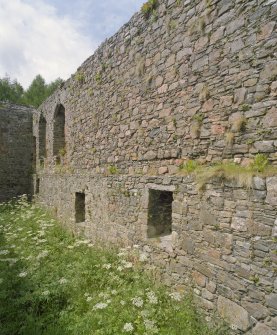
[0,0,96,88]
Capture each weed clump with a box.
[108,165,119,175]
[141,0,158,19]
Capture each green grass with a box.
[179,155,277,190]
[0,197,227,335]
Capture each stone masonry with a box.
[33,0,277,333]
[0,102,34,202]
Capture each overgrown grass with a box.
[0,197,227,335]
[179,155,277,190]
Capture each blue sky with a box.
[0,0,145,88]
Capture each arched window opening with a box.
[53,104,65,164]
[39,116,46,165]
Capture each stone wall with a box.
[0,102,34,202]
[33,0,277,333]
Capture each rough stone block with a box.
[266,294,277,310]
[252,323,276,335]
[217,296,250,331]
[266,177,277,205]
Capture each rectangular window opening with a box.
[147,189,173,238]
[75,192,86,223]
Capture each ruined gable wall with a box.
[0,103,34,202]
[33,0,277,333]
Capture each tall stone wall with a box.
[33,0,277,333]
[0,103,34,202]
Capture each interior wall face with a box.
[33,0,277,333]
[0,103,34,202]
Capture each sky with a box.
[0,0,145,88]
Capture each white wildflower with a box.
[141,310,150,318]
[102,263,111,269]
[131,297,144,307]
[99,292,109,299]
[117,252,127,257]
[117,266,123,271]
[122,260,133,268]
[144,319,158,332]
[139,253,148,262]
[123,322,134,332]
[58,277,68,284]
[111,289,117,295]
[93,302,108,310]
[0,250,9,255]
[120,300,126,305]
[37,239,47,243]
[86,296,93,302]
[169,292,182,301]
[42,290,50,296]
[18,271,28,278]
[146,291,158,304]
[36,250,49,259]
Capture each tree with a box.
[46,78,64,97]
[0,76,24,104]
[22,75,64,107]
[22,74,47,107]
[0,74,64,108]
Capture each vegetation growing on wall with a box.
[141,0,159,19]
[179,154,277,190]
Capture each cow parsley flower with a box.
[122,260,133,268]
[144,319,158,333]
[146,291,158,304]
[37,250,49,259]
[18,271,28,278]
[58,277,68,284]
[169,292,182,301]
[93,302,108,310]
[123,322,134,332]
[139,253,148,262]
[131,296,144,307]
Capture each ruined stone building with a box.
[0,103,34,202]
[2,0,277,333]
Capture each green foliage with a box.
[0,198,228,335]
[179,160,199,173]
[192,113,204,124]
[108,165,119,175]
[141,0,158,19]
[0,74,63,107]
[249,274,260,285]
[75,71,85,84]
[251,153,268,172]
[58,147,66,157]
[0,76,24,104]
[195,155,277,190]
[95,72,102,84]
[241,104,250,112]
